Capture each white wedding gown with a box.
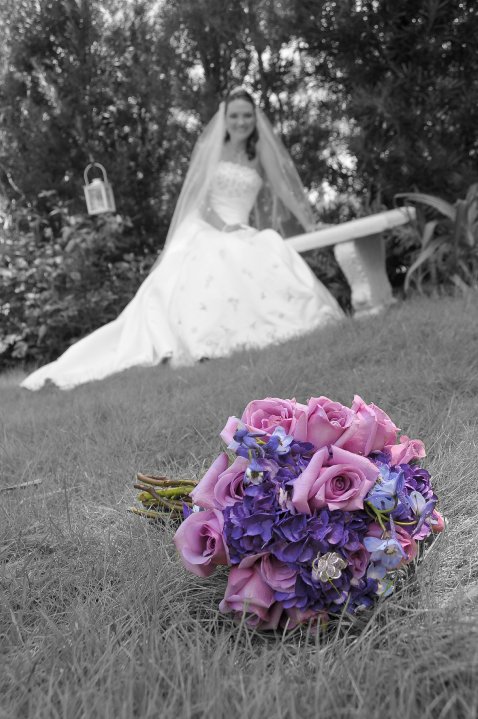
[21,161,344,390]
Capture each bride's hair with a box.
[224,87,259,160]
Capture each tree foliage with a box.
[0,0,180,241]
[293,0,478,203]
[0,196,156,366]
[1,0,477,369]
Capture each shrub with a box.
[396,185,478,292]
[0,198,157,370]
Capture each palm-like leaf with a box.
[465,183,478,204]
[404,237,446,292]
[397,185,478,292]
[421,220,438,249]
[395,192,456,221]
[452,200,468,271]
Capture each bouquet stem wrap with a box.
[131,473,198,518]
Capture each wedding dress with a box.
[21,160,344,390]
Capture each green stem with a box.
[135,484,195,499]
[136,474,198,487]
[328,578,342,596]
[148,486,196,499]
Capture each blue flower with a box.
[367,562,387,580]
[229,425,267,457]
[265,426,294,456]
[408,490,436,536]
[366,464,405,512]
[348,576,380,610]
[363,534,405,570]
[247,455,278,477]
[182,502,193,519]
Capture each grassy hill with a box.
[1,293,478,718]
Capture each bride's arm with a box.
[201,202,245,233]
[202,203,227,230]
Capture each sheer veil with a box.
[153,98,315,269]
[254,110,315,234]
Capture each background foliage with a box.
[1,0,478,368]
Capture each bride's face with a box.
[225,99,256,143]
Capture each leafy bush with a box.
[396,185,478,291]
[0,199,157,370]
[385,224,422,292]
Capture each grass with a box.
[1,292,478,719]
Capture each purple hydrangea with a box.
[222,439,375,615]
[182,417,443,629]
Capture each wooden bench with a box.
[287,207,416,317]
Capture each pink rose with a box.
[394,524,418,563]
[220,397,308,444]
[260,554,297,593]
[174,509,229,578]
[219,555,283,630]
[430,509,445,533]
[292,445,379,514]
[335,395,399,456]
[283,607,328,630]
[306,396,355,449]
[191,453,248,510]
[385,435,426,466]
[238,602,284,631]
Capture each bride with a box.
[21,87,344,391]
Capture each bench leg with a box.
[333,234,396,317]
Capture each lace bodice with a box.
[208,161,263,225]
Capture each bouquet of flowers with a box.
[136,395,445,631]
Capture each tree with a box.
[292,0,478,204]
[0,0,179,243]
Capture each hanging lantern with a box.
[83,162,116,215]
